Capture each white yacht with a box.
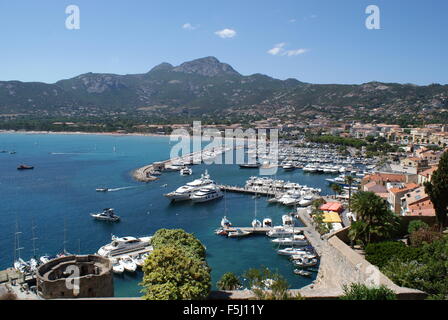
[282,162,294,171]
[267,226,299,238]
[97,235,153,258]
[190,185,223,203]
[119,255,137,272]
[90,208,120,222]
[164,170,214,201]
[132,253,149,267]
[279,191,302,206]
[271,235,308,246]
[277,247,309,256]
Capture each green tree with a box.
[141,246,211,300]
[217,272,241,291]
[424,151,448,231]
[331,183,343,199]
[407,220,429,234]
[151,228,206,260]
[340,283,396,300]
[243,267,303,300]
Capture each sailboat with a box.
[57,218,71,257]
[13,221,28,273]
[251,194,262,228]
[29,222,39,272]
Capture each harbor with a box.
[0,133,368,296]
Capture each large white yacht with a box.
[164,170,214,201]
[190,185,224,203]
[97,235,153,258]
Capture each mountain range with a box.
[1,56,447,123]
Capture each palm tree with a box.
[331,183,343,199]
[344,175,355,213]
[349,191,399,245]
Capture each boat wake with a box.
[106,186,138,192]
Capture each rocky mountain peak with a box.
[172,56,240,77]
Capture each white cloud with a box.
[267,43,286,55]
[289,18,297,23]
[215,28,237,38]
[282,48,308,56]
[267,43,309,57]
[182,23,198,30]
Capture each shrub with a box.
[409,227,443,247]
[217,272,241,291]
[151,228,206,260]
[365,241,422,269]
[340,283,396,300]
[407,220,429,234]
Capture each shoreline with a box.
[0,129,170,138]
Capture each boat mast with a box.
[15,221,24,262]
[63,218,68,254]
[31,221,38,259]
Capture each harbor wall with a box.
[312,227,427,300]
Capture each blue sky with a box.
[0,0,447,85]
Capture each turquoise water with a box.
[0,133,334,297]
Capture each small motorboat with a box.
[271,235,308,246]
[294,269,312,277]
[90,208,120,222]
[215,228,228,236]
[120,256,137,272]
[180,167,193,176]
[112,260,125,274]
[290,253,317,260]
[251,219,262,228]
[262,218,273,228]
[17,164,34,170]
[132,253,148,267]
[293,257,318,267]
[96,188,109,192]
[228,229,252,238]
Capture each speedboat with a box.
[251,219,262,228]
[221,216,232,228]
[96,188,109,192]
[190,185,223,203]
[180,167,192,176]
[112,260,125,274]
[277,247,309,256]
[290,253,317,260]
[215,228,228,236]
[262,218,272,227]
[97,235,153,257]
[17,164,34,170]
[279,192,302,206]
[294,269,312,277]
[164,170,214,201]
[271,235,308,246]
[228,229,252,238]
[120,255,138,272]
[90,208,120,222]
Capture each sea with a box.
[0,132,335,297]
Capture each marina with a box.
[0,133,366,296]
